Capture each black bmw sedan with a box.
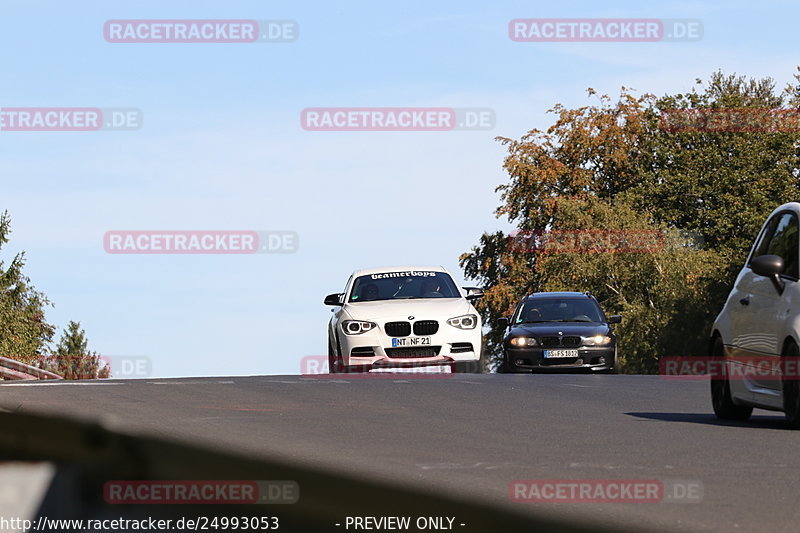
[498,292,621,373]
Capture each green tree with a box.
[43,321,107,379]
[462,70,800,372]
[639,71,800,271]
[0,211,55,364]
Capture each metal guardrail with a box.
[0,356,62,380]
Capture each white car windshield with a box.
[348,271,461,302]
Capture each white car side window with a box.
[764,213,800,279]
[750,215,780,263]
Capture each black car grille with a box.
[350,347,375,356]
[413,320,439,336]
[450,342,473,353]
[385,347,441,358]
[540,336,581,348]
[385,321,411,337]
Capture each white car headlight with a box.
[509,336,537,347]
[581,335,612,346]
[342,320,377,335]
[447,314,478,330]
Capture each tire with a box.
[328,336,344,374]
[497,361,524,374]
[453,357,485,374]
[782,341,800,428]
[453,361,474,373]
[497,352,529,373]
[710,337,753,421]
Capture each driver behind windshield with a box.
[524,308,542,322]
[360,283,379,301]
[421,280,443,298]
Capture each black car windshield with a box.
[348,271,460,302]
[514,298,605,323]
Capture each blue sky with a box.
[2,0,798,377]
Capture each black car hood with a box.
[509,322,611,336]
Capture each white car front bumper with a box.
[339,320,481,369]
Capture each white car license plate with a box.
[543,349,579,358]
[391,337,432,347]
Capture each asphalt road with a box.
[1,373,798,533]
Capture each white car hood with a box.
[343,298,473,321]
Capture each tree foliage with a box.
[0,211,55,365]
[41,321,108,379]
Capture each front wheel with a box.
[710,337,752,421]
[452,362,472,373]
[453,358,484,373]
[782,342,800,428]
[328,336,345,374]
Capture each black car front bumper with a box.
[503,346,615,373]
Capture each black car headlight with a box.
[447,314,478,330]
[342,320,377,335]
[581,335,612,346]
[509,337,537,347]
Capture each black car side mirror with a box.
[324,293,344,306]
[497,317,510,328]
[751,254,785,295]
[608,315,622,324]
[463,287,484,301]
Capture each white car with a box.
[324,266,484,373]
[711,202,800,426]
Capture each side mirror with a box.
[324,293,344,306]
[751,254,785,295]
[497,317,510,328]
[608,315,622,324]
[463,287,484,301]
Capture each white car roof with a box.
[351,265,449,277]
[771,202,800,216]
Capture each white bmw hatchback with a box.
[324,266,484,373]
[711,202,800,426]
